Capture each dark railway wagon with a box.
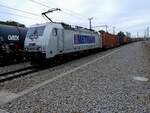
[0,24,27,64]
[117,32,126,45]
[117,36,124,45]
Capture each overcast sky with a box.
[0,0,150,37]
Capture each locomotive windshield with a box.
[27,26,45,38]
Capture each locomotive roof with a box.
[32,22,97,33]
[60,22,96,33]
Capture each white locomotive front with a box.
[24,22,102,60]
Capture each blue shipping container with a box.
[117,36,124,45]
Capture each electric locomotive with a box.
[24,22,102,61]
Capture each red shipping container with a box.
[100,31,118,49]
[123,37,129,44]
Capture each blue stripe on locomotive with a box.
[74,34,95,44]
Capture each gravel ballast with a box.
[0,48,117,93]
[0,42,150,113]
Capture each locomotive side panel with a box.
[62,29,101,54]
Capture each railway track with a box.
[0,48,110,83]
[0,59,67,82]
[0,59,80,82]
[0,66,38,82]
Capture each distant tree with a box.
[117,31,126,37]
[0,20,25,27]
[99,30,105,33]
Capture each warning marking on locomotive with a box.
[0,48,121,105]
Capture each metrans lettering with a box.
[74,34,95,44]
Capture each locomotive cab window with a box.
[27,26,45,37]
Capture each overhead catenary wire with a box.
[29,0,49,8]
[0,11,43,22]
[28,0,87,19]
[28,0,87,27]
[61,11,87,20]
[0,4,41,17]
[0,0,91,28]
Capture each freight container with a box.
[123,37,129,44]
[110,34,118,47]
[100,31,118,48]
[100,31,108,48]
[117,35,124,45]
[117,32,126,45]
